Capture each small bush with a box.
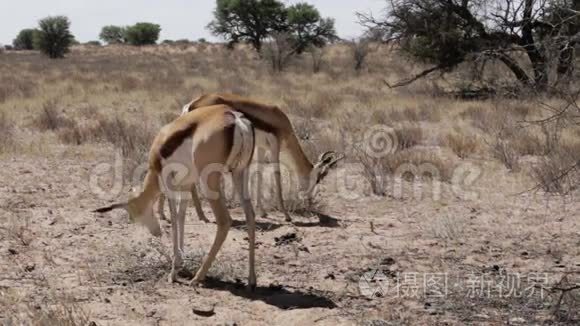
[85,40,101,47]
[33,101,74,131]
[89,115,154,157]
[58,123,88,145]
[488,135,519,171]
[531,146,580,194]
[263,32,296,72]
[0,112,17,153]
[446,132,478,159]
[395,126,423,150]
[35,16,74,58]
[13,29,39,50]
[348,38,374,72]
[125,23,161,46]
[354,145,453,196]
[99,25,126,44]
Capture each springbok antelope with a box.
[94,104,259,288]
[158,93,344,223]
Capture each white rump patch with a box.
[226,111,254,172]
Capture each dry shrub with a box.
[0,290,90,326]
[308,46,325,73]
[386,149,454,183]
[461,104,507,133]
[531,144,580,194]
[117,75,140,92]
[446,132,478,159]
[510,128,545,156]
[284,91,340,119]
[58,123,88,145]
[354,146,454,196]
[32,100,74,131]
[388,103,441,123]
[488,133,520,171]
[0,76,39,104]
[0,112,18,153]
[284,189,326,217]
[395,125,423,150]
[89,115,155,157]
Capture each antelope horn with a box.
[92,202,127,213]
[318,151,334,163]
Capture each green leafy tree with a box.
[124,22,161,45]
[286,3,336,54]
[208,0,287,52]
[35,16,74,58]
[99,25,126,44]
[13,29,39,50]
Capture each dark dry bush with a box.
[446,132,478,159]
[531,145,580,194]
[0,112,17,152]
[395,126,423,150]
[32,101,75,131]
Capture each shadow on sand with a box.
[202,278,337,310]
[230,212,340,230]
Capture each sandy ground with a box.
[1,144,579,325]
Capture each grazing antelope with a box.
[94,104,258,288]
[158,93,344,223]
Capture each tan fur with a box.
[95,103,259,288]
[187,93,315,177]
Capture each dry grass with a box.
[0,111,18,153]
[1,43,579,325]
[0,290,90,326]
[532,145,580,194]
[395,125,423,150]
[446,131,478,159]
[32,100,75,131]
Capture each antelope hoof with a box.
[247,282,256,292]
[168,270,177,284]
[256,207,267,218]
[188,277,203,287]
[284,214,292,222]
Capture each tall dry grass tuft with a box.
[446,131,478,159]
[531,144,580,194]
[0,112,18,153]
[354,145,454,196]
[395,125,423,150]
[89,115,155,158]
[32,100,75,131]
[0,290,90,326]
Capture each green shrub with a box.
[99,25,126,44]
[35,16,74,58]
[125,23,161,46]
[13,29,39,50]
